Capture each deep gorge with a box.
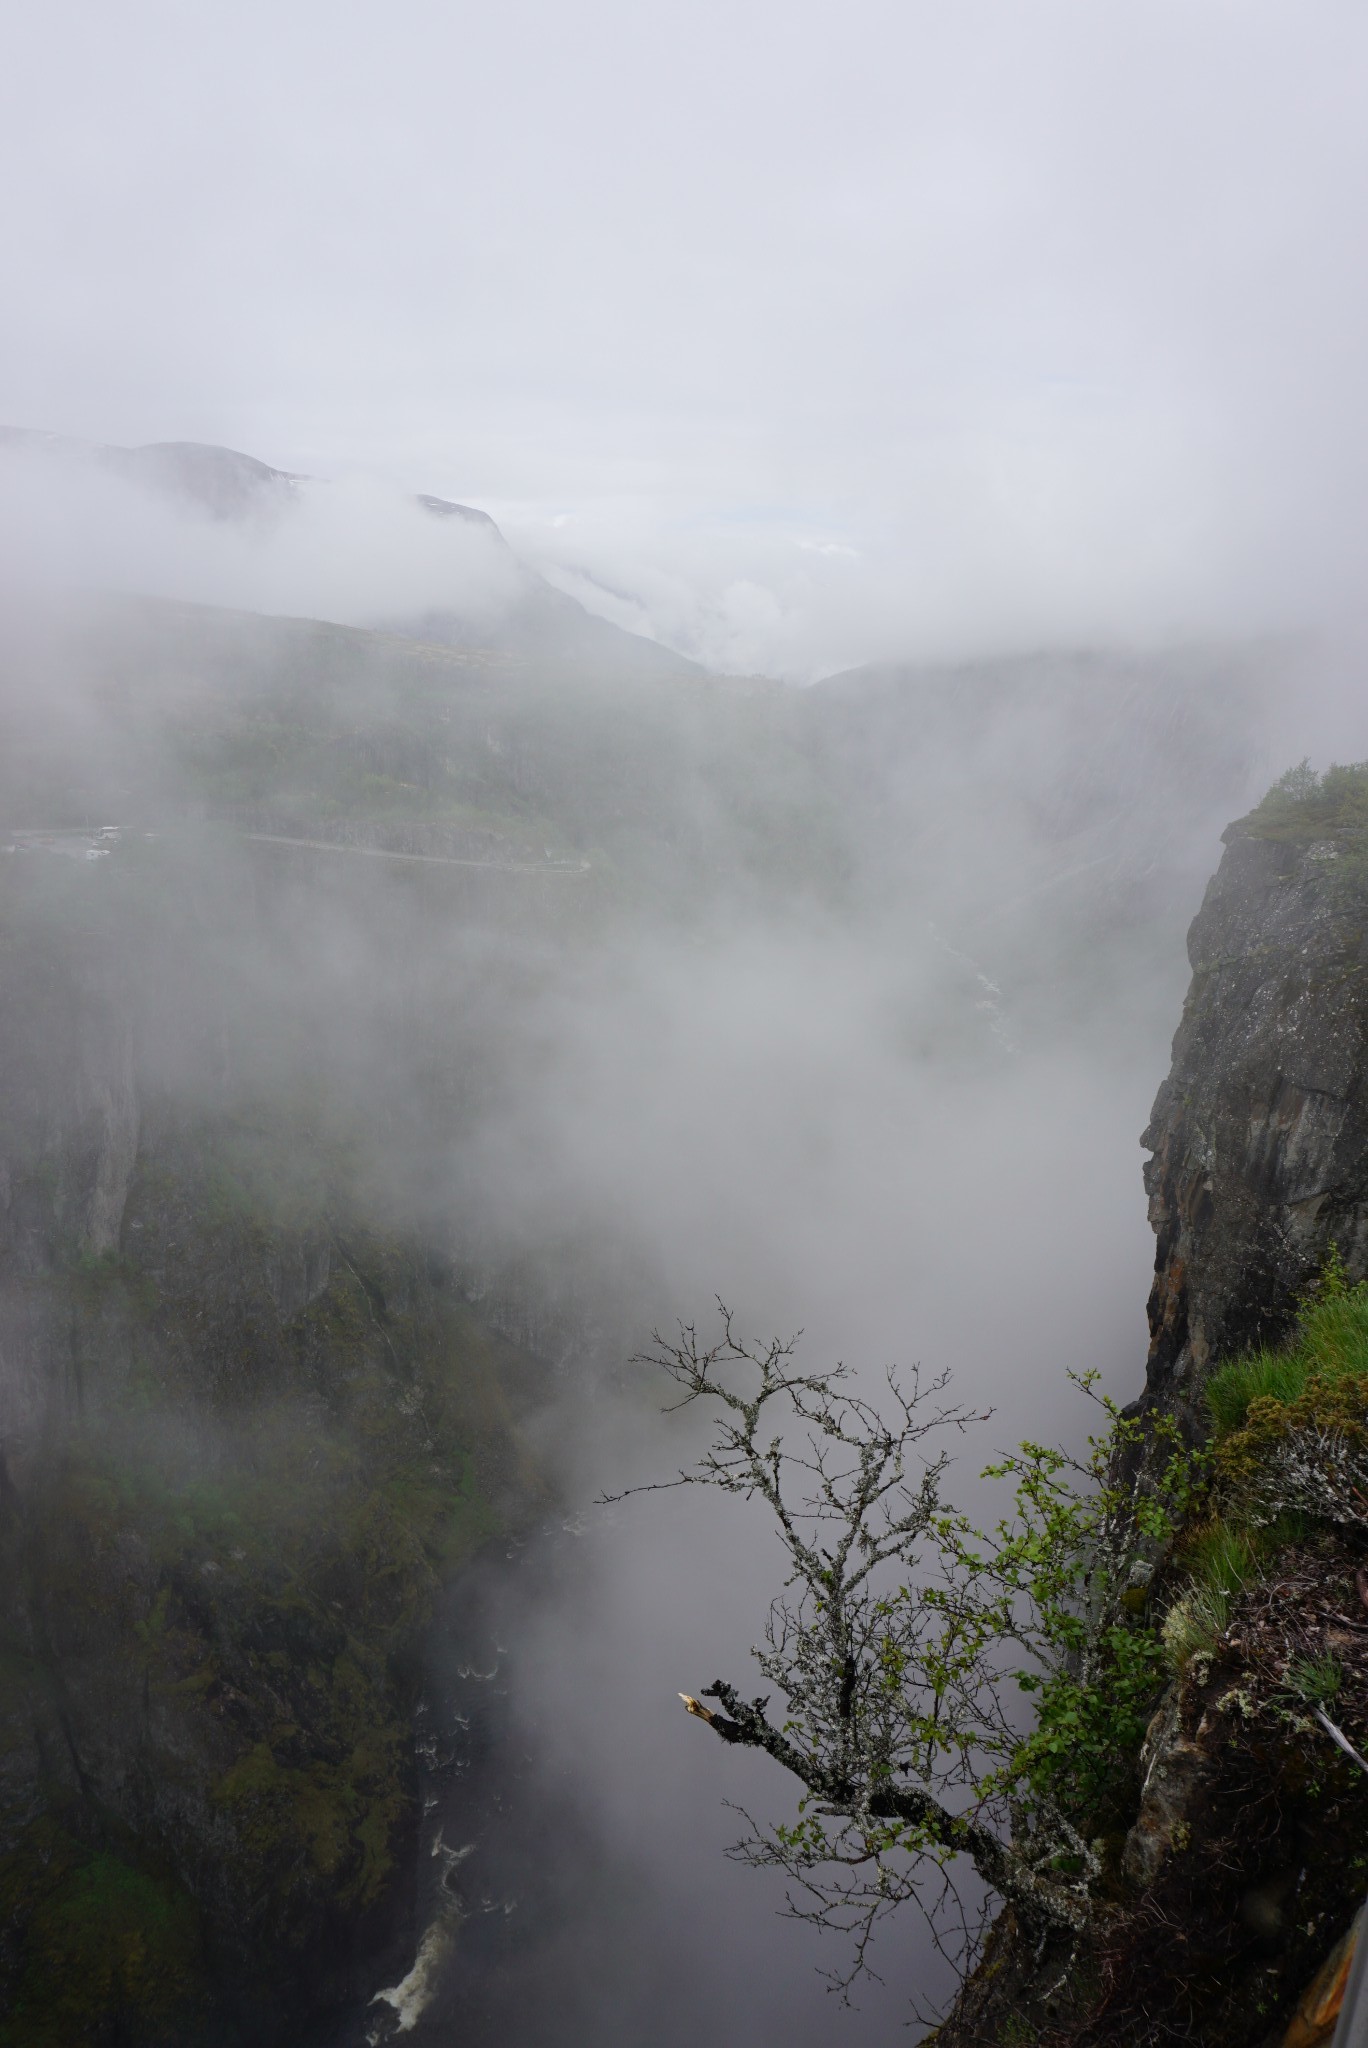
[0,580,1360,2046]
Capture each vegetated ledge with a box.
[938,1273,1368,2048]
[0,1115,553,2048]
[936,764,1368,2048]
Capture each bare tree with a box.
[608,1307,1185,1998]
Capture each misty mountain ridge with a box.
[811,644,1293,889]
[0,424,706,679]
[0,570,1305,1088]
[0,424,305,522]
[0,415,1310,1051]
[0,421,1310,721]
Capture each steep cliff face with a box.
[935,769,1368,2048]
[0,1119,550,2045]
[0,856,553,2045]
[1141,793,1368,1432]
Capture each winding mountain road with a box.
[5,826,588,876]
[242,831,588,873]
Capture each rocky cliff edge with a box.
[1140,767,1368,1433]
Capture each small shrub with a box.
[1246,760,1368,835]
[967,1386,1204,1830]
[1246,1424,1368,1533]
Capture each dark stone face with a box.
[1140,821,1368,1433]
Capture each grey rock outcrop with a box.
[1120,1686,1211,1889]
[1138,815,1368,1428]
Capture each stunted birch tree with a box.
[609,1306,1195,1996]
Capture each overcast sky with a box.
[5,0,1367,672]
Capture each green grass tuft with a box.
[1206,1275,1368,1437]
[1286,1653,1343,1707]
[1206,1348,1313,1435]
[1162,1584,1231,1673]
[1186,1520,1260,1599]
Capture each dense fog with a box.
[3,3,1368,2041]
[3,446,1364,2038]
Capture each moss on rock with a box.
[0,1823,208,2047]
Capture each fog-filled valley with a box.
[4,10,1368,2034]
[0,429,1363,2043]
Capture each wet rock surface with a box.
[1119,1688,1213,1891]
[1139,819,1368,1433]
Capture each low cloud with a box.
[0,442,522,632]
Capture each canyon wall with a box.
[1140,791,1368,1431]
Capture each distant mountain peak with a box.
[0,423,708,678]
[415,492,503,536]
[121,440,304,519]
[0,425,303,521]
[2,426,507,535]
